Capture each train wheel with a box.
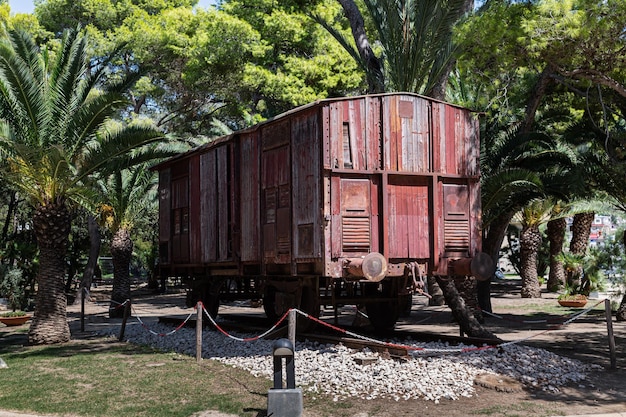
[363,282,399,332]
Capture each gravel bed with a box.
[107,321,598,403]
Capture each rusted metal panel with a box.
[153,92,485,285]
[200,150,217,262]
[348,99,367,170]
[328,98,378,171]
[340,178,371,253]
[240,132,260,263]
[400,97,430,172]
[365,96,381,170]
[469,180,482,254]
[322,105,332,169]
[330,175,341,258]
[383,95,431,173]
[171,175,189,263]
[328,101,342,169]
[262,119,290,150]
[433,101,476,176]
[369,177,380,254]
[189,154,202,263]
[466,113,480,177]
[430,178,447,274]
[387,177,431,259]
[158,168,171,264]
[443,182,470,255]
[292,110,320,259]
[262,145,291,262]
[329,176,382,260]
[432,102,444,173]
[217,145,230,261]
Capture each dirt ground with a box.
[4,278,626,417]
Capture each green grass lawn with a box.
[0,332,271,417]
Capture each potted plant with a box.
[555,251,606,307]
[0,310,30,326]
[557,290,588,307]
[0,267,31,325]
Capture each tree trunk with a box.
[1,190,18,241]
[337,0,385,93]
[520,224,542,298]
[520,64,555,134]
[454,276,483,322]
[546,217,566,292]
[427,276,445,306]
[478,211,515,312]
[436,277,499,340]
[28,202,71,345]
[109,227,133,318]
[569,212,594,284]
[569,212,594,255]
[74,214,101,305]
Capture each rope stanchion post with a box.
[605,299,617,370]
[119,299,131,341]
[288,309,296,347]
[196,301,203,364]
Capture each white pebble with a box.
[107,322,592,402]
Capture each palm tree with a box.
[516,199,553,298]
[319,0,470,97]
[546,212,567,292]
[98,164,158,318]
[478,112,582,306]
[0,27,164,344]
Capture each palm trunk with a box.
[546,218,566,292]
[109,227,133,318]
[436,277,499,339]
[520,224,542,298]
[28,202,71,345]
[569,212,594,287]
[478,211,515,312]
[569,212,594,255]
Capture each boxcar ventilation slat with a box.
[342,217,370,251]
[444,219,470,252]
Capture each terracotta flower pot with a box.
[0,315,31,326]
[557,299,587,308]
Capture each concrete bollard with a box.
[267,338,302,417]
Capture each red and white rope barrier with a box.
[100,293,608,357]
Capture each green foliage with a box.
[589,229,626,288]
[317,0,468,96]
[33,0,362,134]
[0,27,166,210]
[0,266,26,311]
[555,249,607,296]
[224,0,363,117]
[0,310,27,317]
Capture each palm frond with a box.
[0,26,164,209]
[74,124,165,185]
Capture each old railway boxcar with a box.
[154,92,492,330]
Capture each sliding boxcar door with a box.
[262,145,291,263]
